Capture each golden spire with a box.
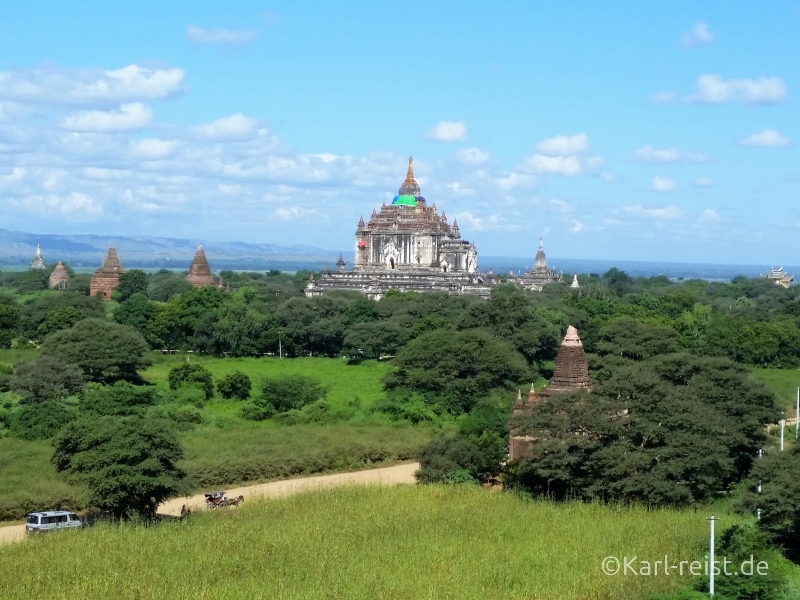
[405,155,415,184]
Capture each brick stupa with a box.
[90,246,124,301]
[49,261,70,290]
[185,245,216,288]
[508,325,592,460]
[539,325,592,397]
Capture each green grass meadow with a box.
[0,485,722,600]
[142,354,392,409]
[751,367,800,414]
[0,437,88,521]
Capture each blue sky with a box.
[0,1,798,265]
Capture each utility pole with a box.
[707,515,717,596]
[781,419,785,451]
[278,331,282,359]
[795,387,799,440]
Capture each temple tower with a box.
[539,326,592,397]
[186,245,216,288]
[49,261,70,291]
[571,274,579,289]
[509,326,592,460]
[29,245,46,270]
[90,246,124,301]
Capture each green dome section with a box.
[392,195,417,206]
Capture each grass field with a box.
[0,485,727,600]
[752,367,800,414]
[143,354,392,409]
[0,438,88,522]
[181,423,433,487]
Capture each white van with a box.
[25,511,83,534]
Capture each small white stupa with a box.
[570,273,579,289]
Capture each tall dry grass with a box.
[0,485,727,600]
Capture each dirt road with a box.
[0,462,420,546]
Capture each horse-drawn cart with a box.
[204,491,244,509]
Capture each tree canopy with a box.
[52,416,186,520]
[40,318,152,383]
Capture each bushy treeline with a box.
[4,267,800,370]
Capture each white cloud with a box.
[133,138,178,158]
[525,154,583,176]
[549,199,571,213]
[693,177,714,187]
[2,167,26,183]
[275,206,316,220]
[62,103,153,132]
[536,133,589,156]
[0,64,185,106]
[495,171,535,191]
[739,129,789,147]
[571,220,584,233]
[626,205,684,220]
[631,146,709,163]
[456,147,490,165]
[690,74,788,105]
[422,121,467,143]
[446,181,474,196]
[187,25,259,45]
[194,113,258,141]
[680,21,714,48]
[11,191,102,218]
[652,176,677,193]
[700,209,719,221]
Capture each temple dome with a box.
[534,238,546,269]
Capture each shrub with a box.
[9,402,76,440]
[80,381,158,417]
[217,371,252,400]
[257,374,327,413]
[11,356,84,403]
[240,403,275,422]
[168,362,214,400]
[170,384,207,408]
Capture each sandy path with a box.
[0,462,420,546]
[160,461,420,516]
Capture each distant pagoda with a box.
[508,325,592,460]
[306,157,493,300]
[766,267,793,288]
[186,245,216,288]
[29,244,46,270]
[90,246,124,301]
[49,261,70,291]
[510,238,562,291]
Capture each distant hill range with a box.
[0,229,344,271]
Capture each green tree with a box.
[596,317,679,361]
[36,306,86,338]
[52,416,186,520]
[343,320,409,359]
[10,402,76,440]
[738,444,800,559]
[10,356,84,403]
[149,276,193,302]
[257,374,326,413]
[276,296,349,356]
[18,292,104,341]
[507,353,780,505]
[0,302,20,348]
[115,269,149,301]
[216,371,252,400]
[80,381,159,417]
[113,293,157,346]
[168,362,214,400]
[384,329,529,415]
[40,318,152,383]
